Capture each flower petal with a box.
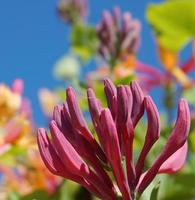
[159,142,188,174]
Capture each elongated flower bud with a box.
[104,79,117,119]
[130,81,145,127]
[137,99,190,195]
[135,96,160,185]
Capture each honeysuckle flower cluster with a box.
[97,7,141,66]
[58,0,88,24]
[37,79,190,200]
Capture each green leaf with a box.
[0,145,26,166]
[7,192,21,200]
[182,87,195,104]
[114,75,135,85]
[146,0,195,51]
[159,173,195,200]
[71,24,99,62]
[150,182,160,200]
[20,190,49,200]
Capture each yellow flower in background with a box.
[113,54,136,79]
[158,45,192,88]
[39,88,60,118]
[0,80,61,198]
[0,84,21,124]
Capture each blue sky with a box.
[0,0,170,126]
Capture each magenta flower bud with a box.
[112,7,121,27]
[116,85,135,190]
[87,88,102,125]
[122,12,132,35]
[100,109,131,200]
[117,85,132,124]
[116,85,133,146]
[53,105,63,129]
[37,79,190,199]
[87,88,105,146]
[130,81,145,127]
[104,78,117,119]
[135,96,160,185]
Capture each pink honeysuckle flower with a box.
[37,79,190,200]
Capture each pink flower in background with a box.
[97,7,141,64]
[37,79,190,199]
[11,79,24,95]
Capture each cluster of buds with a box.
[97,7,141,66]
[37,79,190,200]
[58,0,88,24]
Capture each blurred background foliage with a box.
[0,0,195,199]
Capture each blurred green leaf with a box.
[71,24,98,62]
[150,182,160,200]
[114,75,135,85]
[7,145,26,156]
[159,173,195,200]
[146,0,195,52]
[0,145,26,166]
[58,181,81,200]
[92,81,107,106]
[183,87,195,104]
[20,190,49,200]
[7,192,21,200]
[173,173,195,189]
